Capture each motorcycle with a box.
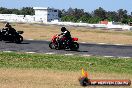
[49,34,79,51]
[0,29,24,43]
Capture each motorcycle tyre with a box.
[15,35,23,43]
[70,42,79,51]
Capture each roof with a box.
[33,7,56,10]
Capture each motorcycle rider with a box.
[2,22,16,36]
[58,27,72,48]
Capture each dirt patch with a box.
[0,68,131,88]
[0,22,132,44]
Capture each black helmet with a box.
[5,22,10,27]
[61,27,66,32]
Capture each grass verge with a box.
[0,52,132,88]
[0,52,132,74]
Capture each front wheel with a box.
[70,42,79,51]
[55,42,60,50]
[49,42,56,49]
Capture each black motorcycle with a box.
[0,29,24,43]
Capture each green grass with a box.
[0,52,132,74]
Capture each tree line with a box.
[60,7,132,24]
[0,7,34,15]
[0,7,132,24]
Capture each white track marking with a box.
[82,54,91,57]
[81,42,87,43]
[114,44,124,46]
[26,52,36,54]
[64,53,74,56]
[122,57,131,58]
[3,51,12,53]
[27,39,34,40]
[118,56,131,59]
[98,43,107,44]
[45,52,55,55]
[104,56,114,58]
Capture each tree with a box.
[78,15,88,22]
[88,17,102,23]
[93,7,107,20]
[78,13,91,23]
[20,7,34,15]
[0,7,10,14]
[61,15,77,22]
[73,8,84,19]
[12,9,21,15]
[117,9,128,22]
[106,11,119,22]
[61,7,85,22]
[67,7,74,16]
[66,8,85,18]
[0,7,34,15]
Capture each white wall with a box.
[0,14,25,22]
[0,7,59,23]
[35,9,47,16]
[33,7,59,22]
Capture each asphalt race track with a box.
[0,40,132,58]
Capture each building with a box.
[100,20,108,25]
[0,7,59,23]
[33,7,59,22]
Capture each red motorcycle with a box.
[49,34,79,51]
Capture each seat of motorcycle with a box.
[17,31,24,34]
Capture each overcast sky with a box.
[0,0,131,13]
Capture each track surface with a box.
[0,40,132,57]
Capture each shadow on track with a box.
[77,50,88,52]
[17,42,30,44]
[5,41,30,44]
[65,49,88,52]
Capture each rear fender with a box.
[72,38,78,41]
[17,31,24,34]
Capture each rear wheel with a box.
[0,35,2,41]
[70,42,79,51]
[15,35,23,43]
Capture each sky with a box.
[0,0,131,14]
